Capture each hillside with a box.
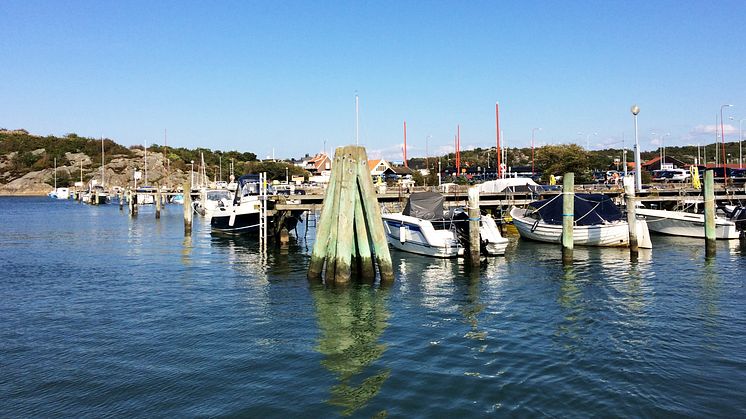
[0,130,307,195]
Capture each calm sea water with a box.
[1,197,745,417]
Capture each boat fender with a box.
[399,225,407,243]
[229,210,236,227]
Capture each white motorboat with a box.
[48,187,70,200]
[382,191,509,258]
[135,187,156,205]
[382,212,464,258]
[510,194,652,248]
[211,174,264,234]
[636,207,739,239]
[193,189,234,217]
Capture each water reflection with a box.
[210,235,269,282]
[698,258,720,338]
[311,284,390,416]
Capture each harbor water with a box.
[1,197,745,416]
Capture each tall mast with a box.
[496,102,501,178]
[165,128,169,188]
[403,120,408,167]
[144,139,148,185]
[101,136,105,187]
[54,157,57,189]
[456,125,461,176]
[355,93,359,145]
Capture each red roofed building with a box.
[304,153,331,176]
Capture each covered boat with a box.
[510,194,652,248]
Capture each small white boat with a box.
[382,212,464,258]
[510,194,652,248]
[211,175,264,234]
[636,207,739,239]
[382,191,509,258]
[48,187,70,200]
[193,189,234,217]
[135,187,156,205]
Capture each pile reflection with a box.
[311,283,391,416]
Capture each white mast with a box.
[355,93,359,145]
[144,139,148,185]
[101,136,105,187]
[54,157,57,189]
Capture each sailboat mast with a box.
[496,103,501,179]
[403,120,408,167]
[54,157,57,189]
[355,94,359,145]
[143,139,148,185]
[101,136,105,187]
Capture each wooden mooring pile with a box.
[308,146,394,285]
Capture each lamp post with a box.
[531,127,541,176]
[721,104,733,182]
[631,105,641,192]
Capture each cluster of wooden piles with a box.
[308,146,394,285]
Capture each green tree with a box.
[535,144,592,183]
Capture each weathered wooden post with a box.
[704,169,716,257]
[94,189,99,206]
[155,186,162,219]
[132,190,138,215]
[183,182,192,235]
[624,176,639,255]
[308,145,394,284]
[562,172,574,264]
[119,191,124,211]
[468,186,480,266]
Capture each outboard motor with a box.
[731,206,746,231]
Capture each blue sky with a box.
[1,0,745,161]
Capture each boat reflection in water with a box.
[311,283,391,417]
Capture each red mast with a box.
[496,103,501,178]
[403,120,408,167]
[457,125,461,176]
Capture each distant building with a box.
[304,153,331,176]
[642,156,687,172]
[368,159,392,177]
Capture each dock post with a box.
[704,169,716,257]
[468,186,480,266]
[132,191,138,215]
[183,182,192,235]
[624,176,639,255]
[94,189,99,205]
[561,172,574,264]
[119,191,124,211]
[155,186,162,219]
[308,145,394,284]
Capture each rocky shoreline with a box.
[0,149,191,196]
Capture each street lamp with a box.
[531,127,541,176]
[631,105,641,192]
[720,104,733,182]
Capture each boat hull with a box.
[510,207,652,248]
[636,208,739,239]
[382,214,463,258]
